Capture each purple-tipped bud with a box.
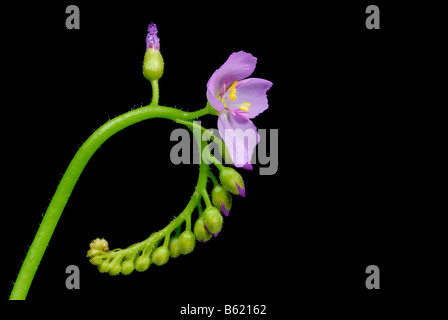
[221,203,230,216]
[193,217,212,243]
[143,23,164,82]
[219,167,246,197]
[236,183,246,198]
[211,185,232,216]
[146,23,160,51]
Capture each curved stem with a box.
[9,104,209,300]
[208,169,219,187]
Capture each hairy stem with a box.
[9,104,209,300]
[150,80,159,106]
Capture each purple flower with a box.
[207,51,272,169]
[146,23,160,51]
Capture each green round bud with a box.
[211,185,232,216]
[178,230,196,255]
[219,167,245,197]
[194,217,212,243]
[169,236,181,258]
[89,256,104,266]
[152,246,170,266]
[87,248,103,257]
[121,260,135,275]
[108,263,121,276]
[143,49,164,82]
[203,207,223,237]
[135,255,150,272]
[98,260,111,273]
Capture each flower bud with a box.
[87,249,103,258]
[121,260,135,275]
[168,236,181,258]
[108,263,121,276]
[219,167,246,197]
[178,230,196,255]
[143,49,164,82]
[89,238,109,251]
[98,260,112,273]
[89,256,104,266]
[203,207,223,237]
[152,246,170,266]
[193,217,212,243]
[143,23,164,82]
[135,255,150,272]
[211,185,232,216]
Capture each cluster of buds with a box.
[87,166,246,276]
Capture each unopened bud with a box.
[194,217,212,243]
[152,246,170,266]
[87,249,103,257]
[108,263,121,276]
[135,255,150,272]
[89,238,109,251]
[169,236,181,258]
[143,23,164,82]
[121,260,135,275]
[178,230,196,255]
[211,185,232,216]
[98,260,111,273]
[219,167,245,197]
[89,256,104,266]
[203,207,223,237]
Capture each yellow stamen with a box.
[229,80,238,91]
[239,102,251,112]
[228,80,238,101]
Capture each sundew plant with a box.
[9,23,273,300]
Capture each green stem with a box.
[150,80,159,106]
[197,201,204,217]
[185,210,193,231]
[162,234,170,248]
[202,189,212,208]
[208,169,219,187]
[9,104,210,300]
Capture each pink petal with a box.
[218,110,259,169]
[206,51,257,101]
[228,78,273,119]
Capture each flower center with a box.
[217,81,252,113]
[228,81,238,101]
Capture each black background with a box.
[2,0,436,316]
